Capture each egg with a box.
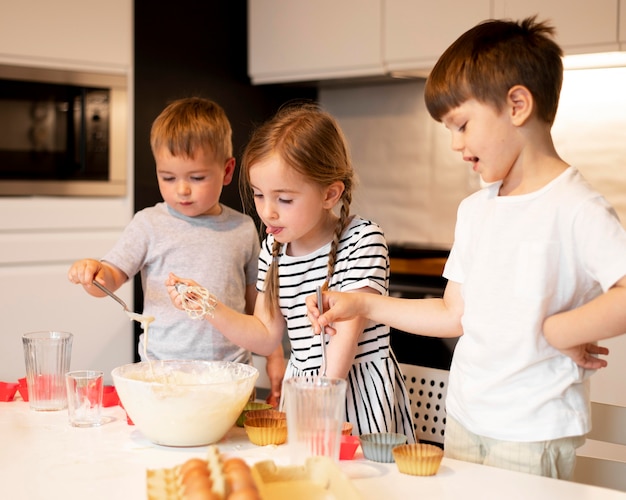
[224,458,258,496]
[179,458,209,480]
[183,473,214,498]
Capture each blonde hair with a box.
[150,97,233,161]
[240,102,355,316]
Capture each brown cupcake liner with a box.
[244,417,288,446]
[245,409,286,421]
[392,443,444,476]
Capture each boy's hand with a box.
[68,258,104,286]
[560,342,609,370]
[305,290,362,336]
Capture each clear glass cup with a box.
[66,370,104,427]
[284,376,347,464]
[22,331,73,411]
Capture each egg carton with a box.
[146,445,259,500]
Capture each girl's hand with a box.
[165,272,202,311]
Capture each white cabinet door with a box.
[384,0,491,75]
[493,0,620,54]
[0,0,132,71]
[248,0,383,84]
[0,264,134,385]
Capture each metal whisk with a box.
[175,283,217,319]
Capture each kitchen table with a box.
[2,401,625,500]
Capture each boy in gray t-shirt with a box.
[68,97,285,405]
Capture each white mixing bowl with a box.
[112,360,258,446]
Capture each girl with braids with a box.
[166,102,416,441]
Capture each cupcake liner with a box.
[339,435,360,460]
[245,408,286,421]
[244,417,288,446]
[392,443,444,476]
[359,432,407,463]
[236,401,273,427]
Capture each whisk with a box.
[175,283,217,319]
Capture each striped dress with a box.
[257,216,417,443]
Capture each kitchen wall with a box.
[321,66,626,406]
[321,66,626,247]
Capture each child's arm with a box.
[243,282,285,405]
[308,281,464,339]
[166,273,285,356]
[264,344,285,407]
[323,287,381,379]
[544,276,626,349]
[68,258,128,295]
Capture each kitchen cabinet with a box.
[493,0,621,54]
[384,0,491,75]
[248,0,383,84]
[0,0,131,71]
[0,198,135,384]
[0,0,134,382]
[249,0,625,84]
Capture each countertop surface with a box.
[2,401,626,500]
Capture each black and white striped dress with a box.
[257,216,417,442]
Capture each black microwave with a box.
[0,64,127,197]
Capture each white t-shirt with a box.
[444,167,626,441]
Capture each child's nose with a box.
[177,181,191,195]
[261,200,278,220]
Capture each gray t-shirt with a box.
[102,202,259,363]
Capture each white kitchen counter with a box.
[1,401,625,500]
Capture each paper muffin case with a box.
[244,408,286,421]
[244,417,288,446]
[236,401,274,427]
[392,443,444,476]
[359,432,407,463]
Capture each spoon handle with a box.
[92,281,129,311]
[316,286,327,377]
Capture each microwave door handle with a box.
[77,90,86,173]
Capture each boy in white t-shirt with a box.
[307,17,626,479]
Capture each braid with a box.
[325,189,352,291]
[264,239,282,317]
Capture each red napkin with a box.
[102,385,120,407]
[118,399,134,425]
[0,382,20,402]
[17,377,28,401]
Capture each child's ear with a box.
[323,181,345,208]
[507,85,533,126]
[222,157,236,186]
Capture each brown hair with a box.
[240,102,355,316]
[424,16,563,124]
[150,97,233,161]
